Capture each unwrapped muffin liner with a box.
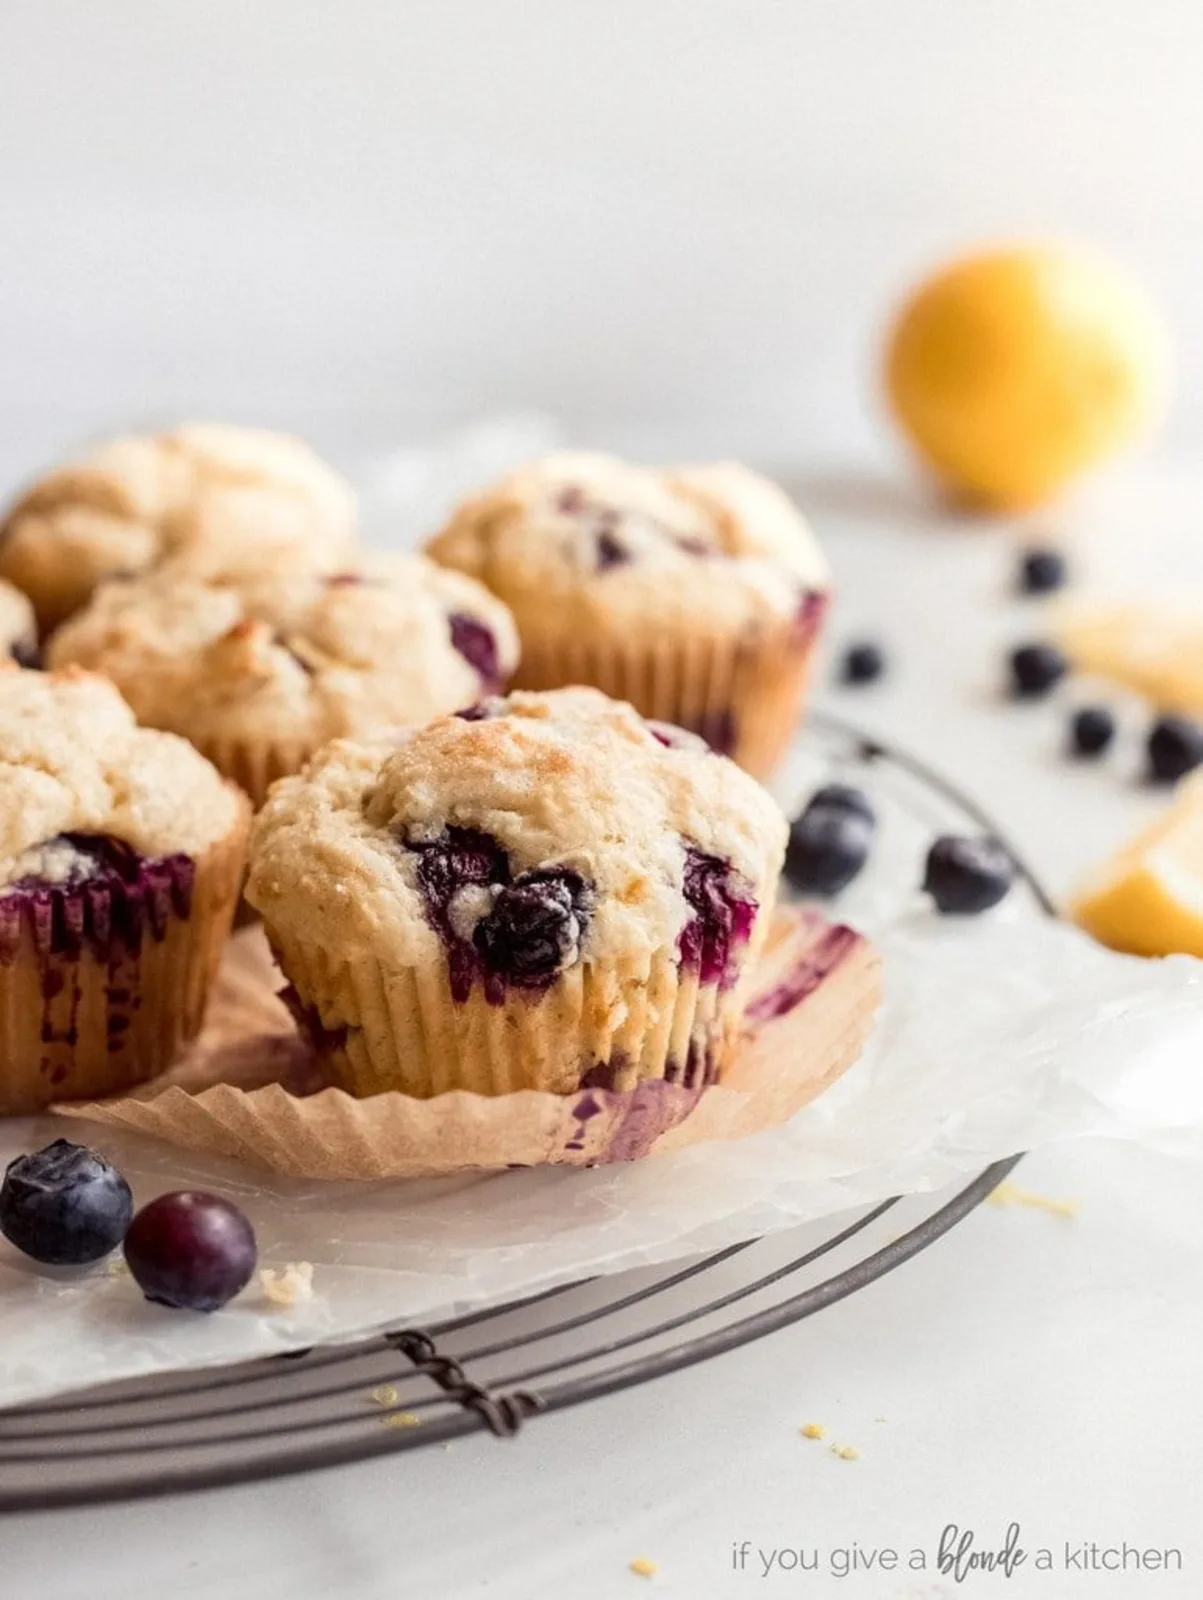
[57,906,880,1177]
[0,802,249,1113]
[512,595,827,779]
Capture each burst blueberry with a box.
[923,836,1015,914]
[448,612,501,691]
[474,870,587,984]
[0,1139,133,1265]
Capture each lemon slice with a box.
[1058,599,1203,712]
[1072,775,1203,956]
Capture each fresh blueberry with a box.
[923,836,1015,914]
[806,783,876,825]
[448,612,501,691]
[839,641,886,685]
[1009,642,1069,699]
[784,800,874,896]
[1147,716,1203,784]
[123,1192,257,1312]
[0,1140,133,1265]
[1018,548,1068,595]
[474,871,588,984]
[1069,705,1116,757]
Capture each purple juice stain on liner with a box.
[567,1079,704,1165]
[744,923,859,1025]
[448,611,501,691]
[677,846,758,989]
[279,982,350,1056]
[692,708,737,756]
[0,837,195,964]
[792,588,828,646]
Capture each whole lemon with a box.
[885,245,1170,509]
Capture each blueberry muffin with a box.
[0,579,37,666]
[0,423,357,632]
[0,665,249,1112]
[246,687,787,1098]
[425,452,830,778]
[48,553,519,808]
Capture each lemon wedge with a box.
[1072,775,1203,956]
[1059,599,1203,712]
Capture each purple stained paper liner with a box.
[54,904,881,1179]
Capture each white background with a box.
[2,5,1203,1596]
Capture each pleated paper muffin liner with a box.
[511,592,828,779]
[55,905,882,1179]
[192,733,319,811]
[0,797,250,1113]
[268,927,750,1099]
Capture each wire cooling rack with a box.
[0,711,1046,1512]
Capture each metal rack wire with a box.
[0,711,1045,1512]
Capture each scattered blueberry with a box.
[0,1140,133,1266]
[806,783,876,825]
[1018,548,1068,595]
[1147,715,1203,784]
[474,870,588,984]
[784,789,876,896]
[1008,642,1069,699]
[123,1192,257,1312]
[1069,705,1116,757]
[840,641,886,685]
[923,836,1015,914]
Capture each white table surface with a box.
[4,461,1203,1599]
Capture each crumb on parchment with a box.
[258,1261,315,1307]
[106,1256,130,1277]
[370,1384,401,1408]
[800,1422,827,1440]
[629,1557,657,1578]
[987,1182,1079,1220]
[831,1444,860,1461]
[380,1410,422,1429]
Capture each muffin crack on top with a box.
[247,687,788,1099]
[425,451,831,777]
[48,552,520,808]
[0,423,358,631]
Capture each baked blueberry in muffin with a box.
[0,665,249,1112]
[0,423,357,632]
[48,552,519,807]
[0,578,37,667]
[425,452,830,778]
[246,687,787,1097]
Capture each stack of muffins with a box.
[0,426,831,1122]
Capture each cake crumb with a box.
[800,1422,826,1440]
[258,1261,314,1307]
[105,1256,130,1277]
[629,1557,657,1578]
[831,1444,860,1461]
[380,1410,422,1429]
[370,1384,401,1408]
[988,1182,1079,1219]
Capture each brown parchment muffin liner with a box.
[268,917,758,1101]
[54,904,882,1179]
[191,733,320,812]
[511,593,828,779]
[0,796,250,1113]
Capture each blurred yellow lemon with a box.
[1073,775,1203,957]
[1059,598,1203,712]
[886,246,1170,509]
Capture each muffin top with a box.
[0,666,244,891]
[0,424,357,628]
[0,579,36,664]
[425,452,829,638]
[47,552,520,752]
[247,687,786,999]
